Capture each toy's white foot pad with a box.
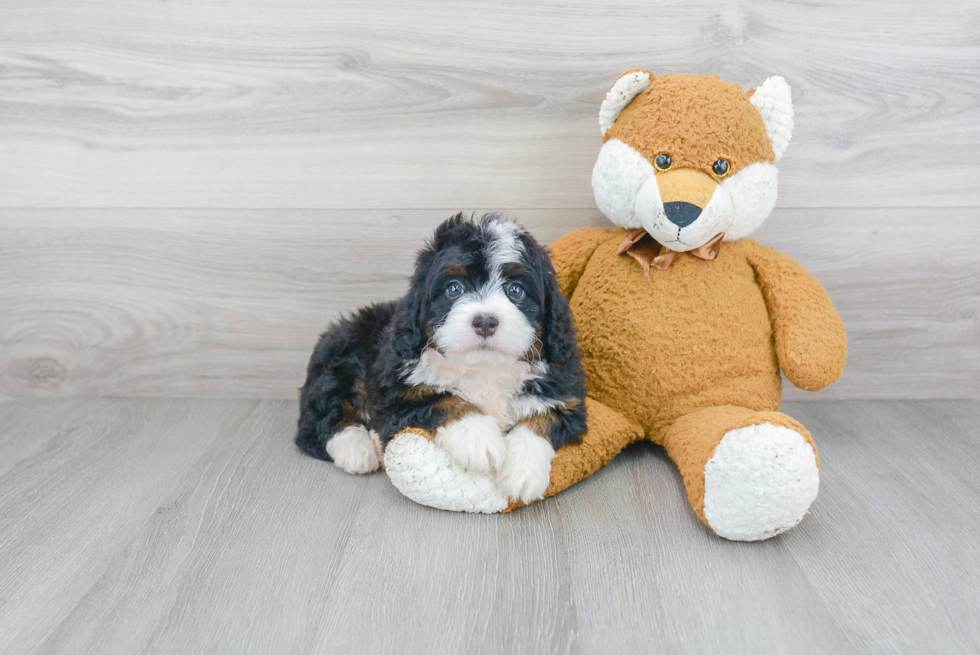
[384,431,509,514]
[703,422,819,541]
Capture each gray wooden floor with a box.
[3,1,979,402]
[0,399,977,654]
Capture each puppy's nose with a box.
[663,201,703,228]
[472,314,499,337]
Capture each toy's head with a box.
[592,72,794,251]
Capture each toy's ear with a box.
[599,69,653,136]
[750,76,794,162]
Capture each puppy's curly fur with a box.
[296,214,587,500]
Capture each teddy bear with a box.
[383,71,847,541]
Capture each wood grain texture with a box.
[787,400,980,653]
[0,398,92,478]
[1,1,978,401]
[0,398,258,654]
[0,1,978,209]
[2,208,977,400]
[0,398,974,654]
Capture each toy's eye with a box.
[505,282,525,300]
[654,153,672,171]
[446,280,464,298]
[712,159,730,178]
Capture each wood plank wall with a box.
[1,1,978,400]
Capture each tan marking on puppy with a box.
[518,411,557,441]
[400,386,438,402]
[336,392,366,431]
[512,396,582,440]
[436,395,482,425]
[352,378,370,423]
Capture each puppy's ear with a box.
[391,242,437,360]
[535,245,577,366]
[391,283,428,360]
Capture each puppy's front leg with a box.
[496,416,558,504]
[433,398,506,474]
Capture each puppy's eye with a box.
[445,280,464,298]
[505,282,525,300]
[654,153,672,171]
[712,159,730,178]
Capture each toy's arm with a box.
[747,242,847,392]
[547,227,613,299]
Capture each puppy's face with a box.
[425,219,540,365]
[401,216,553,367]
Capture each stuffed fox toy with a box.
[384,71,847,541]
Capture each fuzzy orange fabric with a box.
[548,226,611,298]
[516,227,845,523]
[747,245,849,391]
[399,427,434,441]
[605,74,774,180]
[560,229,787,437]
[658,406,818,525]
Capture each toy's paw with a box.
[384,431,509,513]
[434,414,506,474]
[496,425,556,504]
[325,425,381,474]
[703,422,819,541]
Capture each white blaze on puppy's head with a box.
[591,72,793,250]
[432,217,537,366]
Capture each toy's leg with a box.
[659,406,820,541]
[383,398,643,514]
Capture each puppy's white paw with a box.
[434,414,506,474]
[326,425,381,474]
[496,425,556,504]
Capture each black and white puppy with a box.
[296,213,587,503]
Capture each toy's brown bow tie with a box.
[616,229,725,277]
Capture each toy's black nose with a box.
[663,201,702,228]
[472,314,499,337]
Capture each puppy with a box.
[296,213,587,503]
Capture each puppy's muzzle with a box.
[472,314,499,338]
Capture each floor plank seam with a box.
[25,400,264,655]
